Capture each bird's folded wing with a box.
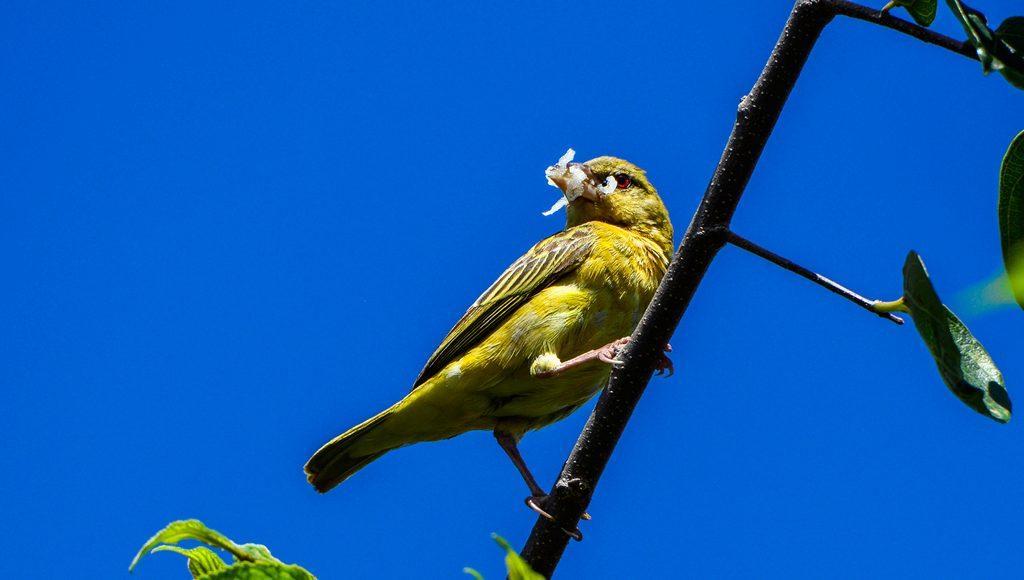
[411,225,597,388]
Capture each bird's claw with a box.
[525,495,586,541]
[562,526,584,542]
[598,338,674,376]
[525,495,556,522]
[655,344,674,377]
[597,337,632,366]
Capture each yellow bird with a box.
[305,152,673,532]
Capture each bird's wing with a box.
[412,225,597,388]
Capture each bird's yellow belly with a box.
[388,233,667,441]
[476,272,657,433]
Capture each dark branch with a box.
[520,1,986,576]
[726,231,905,325]
[519,2,835,574]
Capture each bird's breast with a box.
[578,230,668,304]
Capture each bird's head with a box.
[545,151,673,255]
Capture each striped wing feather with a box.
[412,226,596,388]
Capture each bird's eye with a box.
[615,174,632,189]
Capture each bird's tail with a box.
[304,402,403,493]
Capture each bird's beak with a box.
[545,162,610,203]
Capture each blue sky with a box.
[2,1,1022,578]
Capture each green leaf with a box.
[946,2,1024,89]
[902,252,1011,423]
[997,17,1024,47]
[1000,130,1024,308]
[491,534,544,580]
[463,567,485,580]
[1000,67,1024,89]
[131,520,255,571]
[130,519,315,579]
[889,0,937,27]
[147,551,314,580]
[235,544,282,563]
[152,546,228,578]
[996,18,1024,89]
[198,562,315,579]
[997,16,1024,59]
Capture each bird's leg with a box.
[493,430,586,541]
[494,430,547,500]
[533,337,675,378]
[531,337,631,378]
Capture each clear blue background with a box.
[2,1,1022,578]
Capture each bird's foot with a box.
[598,337,632,365]
[655,343,674,377]
[600,338,674,377]
[524,495,587,541]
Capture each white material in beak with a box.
[541,196,568,216]
[542,147,607,216]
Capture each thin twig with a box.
[726,231,904,325]
[831,0,977,60]
[520,0,992,576]
[834,0,1024,71]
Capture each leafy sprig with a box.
[129,520,315,580]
